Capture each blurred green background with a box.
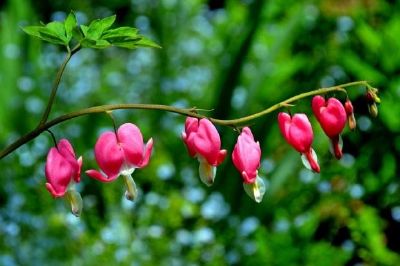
[1,0,400,265]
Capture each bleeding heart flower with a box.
[182,117,227,186]
[312,96,346,159]
[45,138,83,216]
[278,112,320,173]
[232,127,265,203]
[86,123,153,201]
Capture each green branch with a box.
[38,44,80,127]
[0,81,369,160]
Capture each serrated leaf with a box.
[38,29,67,45]
[99,15,116,31]
[22,26,44,39]
[86,15,116,40]
[64,11,77,42]
[134,37,162,48]
[46,21,68,43]
[80,38,111,49]
[80,25,89,36]
[22,25,66,45]
[72,26,84,41]
[111,40,142,49]
[102,27,139,40]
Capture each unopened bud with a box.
[366,87,380,104]
[368,103,378,117]
[344,100,356,130]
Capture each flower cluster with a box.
[278,96,356,172]
[44,95,360,215]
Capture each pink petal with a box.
[311,95,326,120]
[85,169,119,182]
[303,148,320,173]
[117,123,145,167]
[241,171,256,184]
[184,117,199,135]
[94,131,124,178]
[74,156,83,183]
[182,132,196,157]
[217,149,227,165]
[232,127,261,182]
[138,138,153,168]
[288,114,313,153]
[45,147,74,197]
[278,112,291,140]
[193,119,222,165]
[57,139,80,178]
[312,96,346,138]
[46,183,65,198]
[182,118,199,157]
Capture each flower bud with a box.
[366,87,380,104]
[368,103,379,117]
[344,99,356,130]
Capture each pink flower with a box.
[312,96,346,159]
[45,139,82,197]
[232,127,265,203]
[182,117,226,186]
[278,112,320,173]
[86,123,153,201]
[232,127,261,184]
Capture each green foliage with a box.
[22,11,160,50]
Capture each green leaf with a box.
[22,26,44,39]
[72,26,84,41]
[64,11,77,42]
[80,39,111,49]
[134,37,162,48]
[38,28,67,45]
[22,25,66,45]
[80,25,89,37]
[86,15,116,40]
[46,21,68,43]
[102,27,139,40]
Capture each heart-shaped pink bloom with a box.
[86,123,153,182]
[182,117,226,166]
[182,117,226,186]
[278,112,320,173]
[312,96,346,159]
[45,139,82,197]
[232,127,261,184]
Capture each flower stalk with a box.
[0,81,371,160]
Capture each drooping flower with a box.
[182,117,227,186]
[45,138,83,216]
[86,123,153,201]
[278,112,320,173]
[344,99,356,130]
[232,127,265,203]
[312,96,347,159]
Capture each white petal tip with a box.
[243,176,266,203]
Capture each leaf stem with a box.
[0,81,369,160]
[38,45,80,127]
